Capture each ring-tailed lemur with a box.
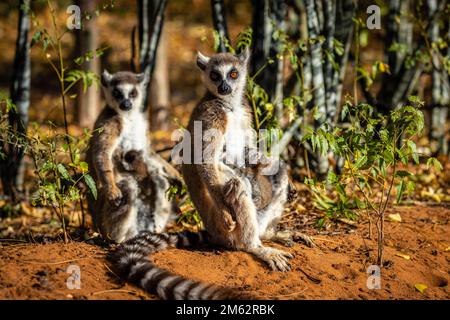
[109,50,295,300]
[181,49,293,270]
[86,70,181,243]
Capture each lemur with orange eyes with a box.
[109,51,299,300]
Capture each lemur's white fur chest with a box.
[224,105,254,167]
[118,111,149,153]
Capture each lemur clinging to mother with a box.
[86,70,181,243]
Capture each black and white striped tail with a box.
[108,231,248,300]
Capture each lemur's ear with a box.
[196,51,210,71]
[236,47,251,64]
[136,70,150,87]
[101,70,113,87]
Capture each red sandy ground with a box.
[0,205,448,300]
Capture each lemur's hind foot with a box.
[248,246,294,272]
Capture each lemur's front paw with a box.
[107,186,123,207]
[223,212,237,233]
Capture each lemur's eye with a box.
[113,89,123,99]
[229,70,239,79]
[210,71,220,81]
[129,89,138,98]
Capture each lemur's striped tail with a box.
[108,231,250,300]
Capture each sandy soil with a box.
[1,205,448,300]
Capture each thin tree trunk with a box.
[376,0,417,112]
[331,0,354,122]
[428,0,449,155]
[75,0,101,129]
[150,29,170,131]
[251,0,271,79]
[251,0,287,119]
[269,0,287,119]
[211,0,230,53]
[304,0,326,121]
[322,0,336,119]
[138,0,168,111]
[0,0,31,202]
[304,0,328,176]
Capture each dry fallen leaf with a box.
[420,190,442,203]
[388,213,402,223]
[395,253,411,260]
[414,283,427,294]
[445,247,450,252]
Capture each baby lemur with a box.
[87,70,180,243]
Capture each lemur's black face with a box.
[209,67,239,96]
[101,71,148,113]
[196,49,250,99]
[111,86,139,111]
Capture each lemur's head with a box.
[101,70,149,113]
[196,49,250,100]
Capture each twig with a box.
[0,239,27,242]
[103,263,121,280]
[297,266,322,284]
[20,256,101,265]
[90,289,149,299]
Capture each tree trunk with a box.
[269,0,287,118]
[251,0,271,79]
[149,29,170,131]
[138,0,168,111]
[75,0,101,129]
[211,0,230,53]
[0,0,31,202]
[428,0,449,155]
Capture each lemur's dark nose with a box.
[218,81,232,95]
[120,99,132,111]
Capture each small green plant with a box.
[0,1,112,242]
[166,183,203,230]
[304,96,441,266]
[0,101,98,242]
[28,123,97,242]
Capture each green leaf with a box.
[395,170,412,178]
[79,161,89,173]
[407,140,419,164]
[57,164,71,180]
[355,155,368,169]
[396,180,406,204]
[212,30,220,52]
[426,157,443,172]
[84,174,97,200]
